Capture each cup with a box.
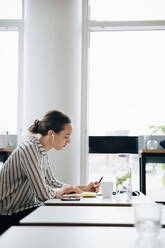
[101,181,113,198]
[133,203,162,238]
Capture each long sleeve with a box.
[19,141,57,201]
[45,160,66,188]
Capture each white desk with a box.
[20,205,136,226]
[0,226,165,248]
[44,193,153,206]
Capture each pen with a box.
[93,176,103,193]
[99,176,103,183]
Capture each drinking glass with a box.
[133,203,162,238]
[147,139,158,150]
[0,132,6,148]
[115,154,132,201]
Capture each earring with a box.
[52,134,54,145]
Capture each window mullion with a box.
[0,20,23,30]
[88,20,165,32]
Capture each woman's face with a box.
[53,123,72,150]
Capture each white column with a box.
[22,0,82,184]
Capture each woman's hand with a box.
[62,185,83,194]
[55,185,83,198]
[86,181,100,193]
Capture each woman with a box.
[0,110,100,234]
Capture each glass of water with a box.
[115,154,132,202]
[133,203,162,238]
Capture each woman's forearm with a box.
[77,185,88,192]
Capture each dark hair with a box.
[28,110,71,135]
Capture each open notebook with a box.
[61,192,97,198]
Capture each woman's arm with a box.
[45,162,65,188]
[55,181,100,198]
[78,182,100,193]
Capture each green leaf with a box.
[160,126,165,133]
[149,125,165,135]
[116,171,131,186]
[162,175,165,186]
[151,164,156,175]
[161,164,165,171]
[149,125,155,129]
[150,127,159,135]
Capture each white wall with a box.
[22,0,82,184]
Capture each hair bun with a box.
[34,119,40,128]
[28,119,40,134]
[28,110,71,135]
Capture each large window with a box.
[86,1,165,194]
[0,1,23,135]
[89,31,165,136]
[0,31,19,134]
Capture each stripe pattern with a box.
[0,137,64,215]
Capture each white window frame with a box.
[80,0,165,184]
[0,1,24,141]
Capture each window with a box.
[89,31,165,136]
[0,1,23,135]
[90,0,165,21]
[0,31,19,134]
[0,0,22,19]
[83,1,165,194]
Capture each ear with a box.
[47,130,54,137]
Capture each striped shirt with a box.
[0,137,64,215]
